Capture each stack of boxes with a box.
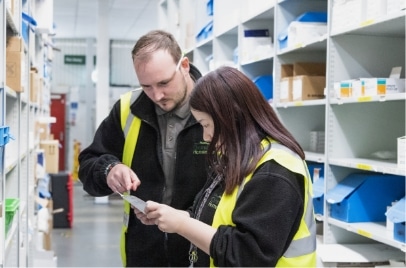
[280,62,326,102]
[36,122,59,174]
[333,67,405,99]
[309,130,325,153]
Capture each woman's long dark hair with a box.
[190,66,304,194]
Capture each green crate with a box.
[5,198,20,234]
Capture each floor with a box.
[51,182,123,267]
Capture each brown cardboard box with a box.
[6,50,24,92]
[281,64,293,78]
[36,122,51,141]
[292,75,326,101]
[30,71,39,103]
[39,77,44,106]
[6,37,25,92]
[40,140,59,174]
[6,36,24,51]
[280,77,293,102]
[293,62,326,77]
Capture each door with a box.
[50,94,66,171]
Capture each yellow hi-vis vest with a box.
[119,89,143,267]
[211,140,317,267]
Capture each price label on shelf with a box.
[357,229,372,238]
[356,163,374,171]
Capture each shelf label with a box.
[294,101,304,106]
[360,19,375,27]
[356,163,373,171]
[357,96,372,102]
[357,229,372,238]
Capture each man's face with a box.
[134,50,188,112]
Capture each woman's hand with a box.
[135,201,190,233]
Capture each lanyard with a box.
[189,174,223,266]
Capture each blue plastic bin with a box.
[0,126,10,147]
[253,75,273,101]
[196,20,213,43]
[207,0,213,16]
[326,173,405,223]
[296,11,328,23]
[386,197,405,243]
[313,177,324,216]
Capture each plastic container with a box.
[278,11,328,50]
[253,75,273,101]
[0,126,10,146]
[5,198,20,234]
[296,11,328,23]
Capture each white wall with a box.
[51,38,137,173]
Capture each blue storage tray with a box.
[253,75,273,101]
[0,126,10,147]
[296,12,328,23]
[196,20,213,42]
[326,173,405,223]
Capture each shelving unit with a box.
[160,0,406,265]
[1,0,53,266]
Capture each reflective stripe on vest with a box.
[119,88,143,267]
[211,140,316,267]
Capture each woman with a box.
[136,66,316,267]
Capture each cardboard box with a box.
[326,173,405,223]
[385,197,405,243]
[30,71,40,103]
[398,136,405,168]
[36,122,51,141]
[6,50,24,92]
[292,75,325,101]
[6,36,24,51]
[280,77,293,102]
[287,22,327,48]
[281,64,293,78]
[40,140,59,174]
[6,36,25,92]
[293,62,326,77]
[363,78,405,96]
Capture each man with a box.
[78,30,208,267]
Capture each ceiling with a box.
[52,0,159,40]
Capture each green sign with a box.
[64,55,86,65]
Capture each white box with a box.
[398,136,405,168]
[331,0,365,32]
[280,77,293,102]
[363,78,405,96]
[287,22,327,48]
[387,0,406,14]
[366,0,386,20]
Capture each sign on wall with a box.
[64,55,86,65]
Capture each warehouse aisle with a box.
[52,182,123,267]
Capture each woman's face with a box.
[191,109,214,143]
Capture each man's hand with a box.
[106,163,140,193]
